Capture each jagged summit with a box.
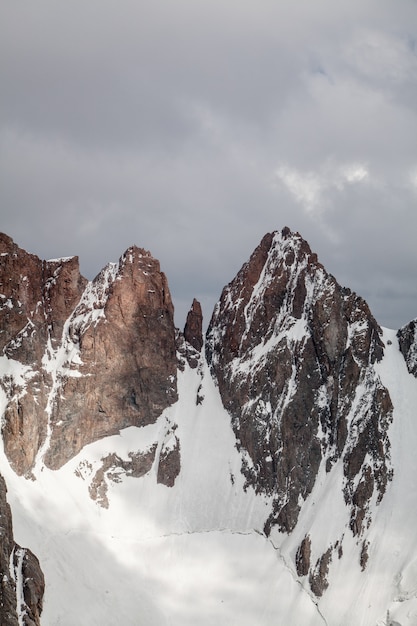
[206,227,391,537]
[0,236,177,474]
[1,229,417,625]
[184,298,203,352]
[397,318,417,377]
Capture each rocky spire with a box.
[183,298,203,352]
[0,237,178,474]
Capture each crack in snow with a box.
[268,537,329,626]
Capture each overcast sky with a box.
[1,0,416,330]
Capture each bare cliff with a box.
[0,233,177,474]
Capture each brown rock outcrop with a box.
[206,228,393,535]
[43,246,178,470]
[87,447,157,508]
[296,535,311,577]
[157,435,181,487]
[0,473,44,626]
[184,298,203,352]
[309,547,332,597]
[0,235,178,474]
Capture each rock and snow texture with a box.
[0,233,177,474]
[0,228,417,625]
[0,473,44,626]
[206,228,393,541]
[3,364,323,626]
[397,318,417,377]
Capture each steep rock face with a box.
[206,228,393,536]
[0,233,87,363]
[397,318,417,377]
[43,246,177,470]
[0,235,178,474]
[0,233,87,473]
[0,473,44,626]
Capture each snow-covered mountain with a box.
[0,228,417,626]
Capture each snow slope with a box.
[0,360,323,626]
[1,329,417,625]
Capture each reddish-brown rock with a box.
[0,235,178,474]
[44,246,178,470]
[0,233,87,474]
[0,232,87,362]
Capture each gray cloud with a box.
[1,0,416,330]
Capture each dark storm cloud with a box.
[1,0,417,329]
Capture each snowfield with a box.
[1,329,417,625]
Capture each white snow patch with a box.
[46,257,75,263]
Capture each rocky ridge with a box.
[0,233,178,475]
[206,228,393,543]
[397,318,417,377]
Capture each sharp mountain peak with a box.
[0,228,416,625]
